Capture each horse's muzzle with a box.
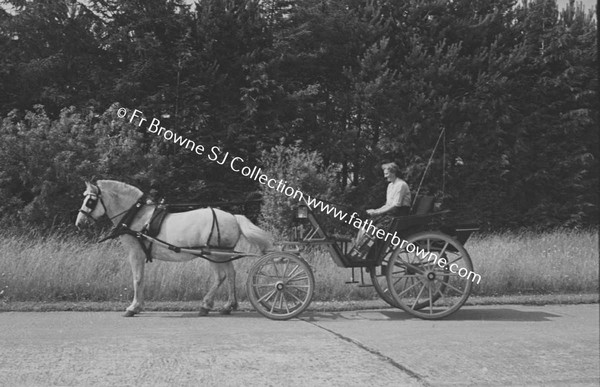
[75,211,92,229]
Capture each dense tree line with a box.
[0,0,597,230]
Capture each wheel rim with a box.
[369,246,400,308]
[247,252,314,320]
[386,232,473,319]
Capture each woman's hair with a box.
[381,162,400,175]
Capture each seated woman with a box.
[352,162,411,258]
[366,162,411,219]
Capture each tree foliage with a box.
[0,0,596,230]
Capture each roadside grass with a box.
[0,228,597,304]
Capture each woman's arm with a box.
[367,181,410,216]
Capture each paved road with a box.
[0,304,598,386]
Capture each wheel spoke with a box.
[284,289,305,304]
[285,284,310,291]
[390,271,419,277]
[441,281,466,294]
[396,260,424,274]
[287,275,309,282]
[409,276,417,293]
[437,242,449,259]
[281,292,290,314]
[270,291,282,313]
[257,288,277,303]
[271,260,281,279]
[286,264,300,280]
[428,284,433,314]
[282,259,290,278]
[252,282,279,288]
[397,279,421,297]
[393,273,422,288]
[431,271,462,277]
[392,273,408,287]
[287,266,306,281]
[255,274,281,279]
[434,286,448,302]
[278,290,285,310]
[257,267,279,278]
[411,283,426,309]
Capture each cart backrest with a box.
[411,195,435,215]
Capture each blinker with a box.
[84,194,98,211]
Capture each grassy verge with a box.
[0,228,597,304]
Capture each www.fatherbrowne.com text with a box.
[118,107,481,284]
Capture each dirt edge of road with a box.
[1,293,597,313]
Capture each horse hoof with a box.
[123,310,136,317]
[219,308,232,315]
[198,307,210,316]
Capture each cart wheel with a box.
[246,252,315,320]
[371,245,443,310]
[369,246,400,308]
[386,231,474,319]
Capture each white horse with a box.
[75,180,273,317]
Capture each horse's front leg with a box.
[199,262,226,316]
[124,242,146,317]
[220,262,238,315]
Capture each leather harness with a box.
[97,193,222,263]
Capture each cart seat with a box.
[412,195,435,215]
[390,196,448,232]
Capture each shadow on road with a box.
[442,308,561,321]
[137,311,264,319]
[131,307,562,322]
[301,308,561,322]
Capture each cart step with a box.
[345,280,359,284]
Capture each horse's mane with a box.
[97,180,143,199]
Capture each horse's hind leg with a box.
[220,262,238,315]
[199,262,226,316]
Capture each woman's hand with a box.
[366,209,375,216]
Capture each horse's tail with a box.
[234,215,274,254]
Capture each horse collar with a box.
[98,194,148,242]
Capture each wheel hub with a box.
[426,271,436,281]
[276,281,284,291]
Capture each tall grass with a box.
[0,229,597,303]
[467,229,599,295]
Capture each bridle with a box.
[80,183,151,255]
[79,183,133,224]
[79,184,106,222]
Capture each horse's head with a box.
[75,181,106,228]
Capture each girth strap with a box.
[206,207,221,247]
